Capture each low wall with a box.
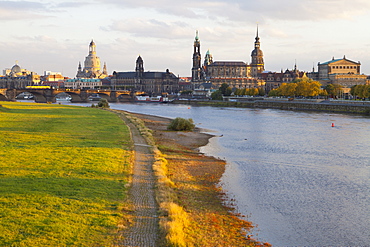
[172,100,370,115]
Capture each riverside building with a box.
[308,56,369,87]
[111,55,179,95]
[0,62,40,89]
[191,27,265,90]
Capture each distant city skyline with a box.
[1,0,370,78]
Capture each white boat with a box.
[135,95,169,103]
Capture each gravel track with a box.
[120,114,159,247]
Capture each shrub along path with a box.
[118,113,159,246]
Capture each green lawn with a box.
[0,102,132,246]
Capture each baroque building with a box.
[0,62,40,89]
[192,27,265,90]
[308,56,368,87]
[111,56,179,95]
[76,40,108,79]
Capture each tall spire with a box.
[294,59,297,71]
[103,62,107,75]
[251,24,264,77]
[192,30,202,82]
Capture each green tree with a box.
[350,85,357,98]
[319,89,329,97]
[97,98,110,108]
[234,88,244,96]
[167,117,195,131]
[219,83,229,95]
[325,84,343,98]
[258,87,265,96]
[211,90,223,100]
[224,87,232,96]
[268,89,279,97]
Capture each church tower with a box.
[135,55,144,78]
[204,49,213,66]
[250,26,264,78]
[192,31,202,82]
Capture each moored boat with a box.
[135,95,170,103]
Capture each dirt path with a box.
[120,114,159,247]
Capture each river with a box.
[68,102,370,246]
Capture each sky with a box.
[1,0,370,78]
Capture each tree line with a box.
[268,77,327,97]
[207,79,369,100]
[350,84,370,99]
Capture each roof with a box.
[114,71,178,79]
[210,61,246,66]
[320,58,360,65]
[115,72,136,79]
[320,58,343,65]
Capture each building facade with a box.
[262,66,305,92]
[64,78,102,89]
[193,27,265,90]
[111,56,179,95]
[0,62,40,89]
[309,56,368,87]
[76,40,108,79]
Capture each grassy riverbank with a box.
[0,102,132,246]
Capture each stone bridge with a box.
[0,88,143,103]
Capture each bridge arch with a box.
[60,92,83,102]
[0,89,8,101]
[93,92,110,100]
[15,90,50,103]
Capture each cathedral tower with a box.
[192,31,202,82]
[135,55,144,78]
[204,49,213,66]
[250,26,264,78]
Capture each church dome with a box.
[11,64,21,74]
[251,48,263,57]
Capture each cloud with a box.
[0,1,50,20]
[54,2,91,8]
[105,18,192,39]
[0,1,45,10]
[97,0,370,22]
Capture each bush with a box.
[97,98,110,108]
[167,117,195,131]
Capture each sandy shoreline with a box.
[129,111,270,246]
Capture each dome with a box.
[11,64,21,74]
[90,40,95,46]
[251,48,263,57]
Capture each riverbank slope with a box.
[129,112,270,246]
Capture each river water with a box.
[69,102,370,246]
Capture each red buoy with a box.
[332,123,335,127]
